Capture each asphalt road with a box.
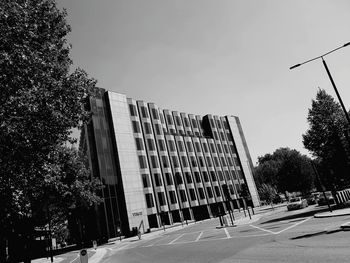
[100,206,350,263]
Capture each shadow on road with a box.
[260,206,332,225]
[290,229,343,240]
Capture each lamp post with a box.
[290,42,350,128]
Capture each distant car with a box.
[304,195,317,205]
[317,192,335,206]
[287,197,308,211]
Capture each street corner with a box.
[314,207,350,218]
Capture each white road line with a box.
[274,217,311,234]
[69,254,79,263]
[168,233,185,244]
[249,224,276,234]
[195,231,203,242]
[250,217,312,235]
[224,228,231,238]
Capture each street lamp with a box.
[290,42,350,128]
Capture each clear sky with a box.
[58,0,350,164]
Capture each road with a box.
[98,206,350,263]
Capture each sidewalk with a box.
[314,207,350,218]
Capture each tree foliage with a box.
[255,148,314,194]
[258,183,277,207]
[0,0,101,255]
[303,89,350,190]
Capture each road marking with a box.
[224,228,231,238]
[69,254,79,263]
[249,224,276,234]
[250,217,312,235]
[274,217,311,234]
[195,231,203,242]
[168,233,185,244]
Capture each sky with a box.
[58,0,350,164]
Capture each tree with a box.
[254,148,315,195]
[303,89,350,192]
[258,184,277,209]
[0,0,100,261]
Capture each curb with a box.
[340,222,350,230]
[314,212,350,218]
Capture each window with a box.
[145,193,154,208]
[144,122,152,134]
[217,144,222,153]
[195,142,201,152]
[210,171,217,181]
[194,172,201,183]
[186,141,193,152]
[180,190,187,202]
[155,124,162,135]
[142,174,150,188]
[175,172,183,184]
[198,188,205,199]
[220,132,225,141]
[129,104,137,116]
[158,192,166,206]
[206,187,213,198]
[221,157,227,166]
[138,155,147,169]
[190,156,197,167]
[230,144,237,154]
[161,156,169,168]
[169,191,177,204]
[168,140,176,152]
[181,156,188,167]
[214,186,221,197]
[217,171,224,181]
[214,157,219,167]
[229,184,235,195]
[213,132,219,140]
[216,119,222,129]
[210,118,215,127]
[152,108,159,119]
[141,106,149,118]
[158,139,165,151]
[203,143,209,153]
[165,173,173,185]
[177,141,184,152]
[210,143,216,153]
[154,173,162,186]
[184,118,190,127]
[185,172,192,184]
[135,138,143,150]
[206,157,213,167]
[147,139,155,151]
[231,170,237,179]
[175,116,182,126]
[227,157,233,166]
[225,171,230,181]
[198,157,205,167]
[189,188,196,201]
[132,121,141,133]
[160,113,165,123]
[191,119,197,128]
[172,156,179,168]
[224,144,229,154]
[166,115,173,125]
[150,155,158,168]
[202,171,209,182]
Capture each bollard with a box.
[93,240,97,250]
[80,249,88,263]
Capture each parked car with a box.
[317,191,335,206]
[304,194,317,205]
[287,197,308,211]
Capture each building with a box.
[80,89,260,239]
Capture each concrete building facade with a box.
[80,90,260,238]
